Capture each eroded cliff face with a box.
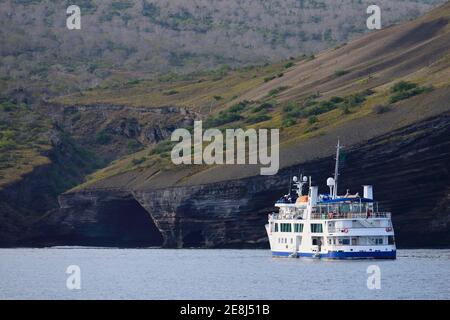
[28,190,163,247]
[32,114,450,248]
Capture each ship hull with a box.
[271,250,396,260]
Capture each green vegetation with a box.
[245,114,272,124]
[228,100,249,113]
[142,1,160,20]
[268,86,290,97]
[307,115,318,125]
[0,101,17,112]
[111,1,133,11]
[330,96,344,104]
[0,130,15,151]
[95,131,112,145]
[281,89,374,126]
[284,62,295,69]
[149,140,176,158]
[264,75,277,82]
[389,81,433,103]
[335,69,350,77]
[131,157,146,166]
[251,102,273,113]
[204,107,244,128]
[127,140,143,152]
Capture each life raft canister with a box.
[385,227,392,232]
[342,228,349,233]
[296,196,309,204]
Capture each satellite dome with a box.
[327,177,335,186]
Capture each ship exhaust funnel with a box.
[363,185,373,200]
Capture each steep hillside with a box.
[27,2,450,249]
[0,0,444,97]
[74,1,450,190]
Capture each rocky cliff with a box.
[31,113,450,248]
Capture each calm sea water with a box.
[0,248,449,300]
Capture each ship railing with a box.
[328,226,391,233]
[269,213,304,220]
[315,202,382,214]
[311,212,391,220]
[327,243,392,248]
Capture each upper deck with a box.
[273,198,391,220]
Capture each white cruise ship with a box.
[266,141,396,259]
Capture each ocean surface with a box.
[0,248,449,300]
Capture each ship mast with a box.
[333,140,341,199]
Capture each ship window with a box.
[388,236,395,245]
[294,223,304,233]
[280,223,292,233]
[275,223,279,232]
[311,224,323,233]
[342,238,350,245]
[375,238,383,245]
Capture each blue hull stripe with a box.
[272,250,396,259]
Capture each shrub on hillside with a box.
[282,116,297,128]
[0,101,17,112]
[390,81,417,93]
[307,115,318,125]
[389,85,433,103]
[95,131,112,145]
[245,114,271,124]
[268,86,289,97]
[335,69,350,77]
[284,62,295,69]
[252,102,273,113]
[373,104,391,114]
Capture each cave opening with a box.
[182,230,205,248]
[95,197,164,247]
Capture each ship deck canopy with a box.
[318,197,374,204]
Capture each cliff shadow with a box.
[24,192,165,248]
[95,197,164,248]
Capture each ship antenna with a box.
[333,140,341,199]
